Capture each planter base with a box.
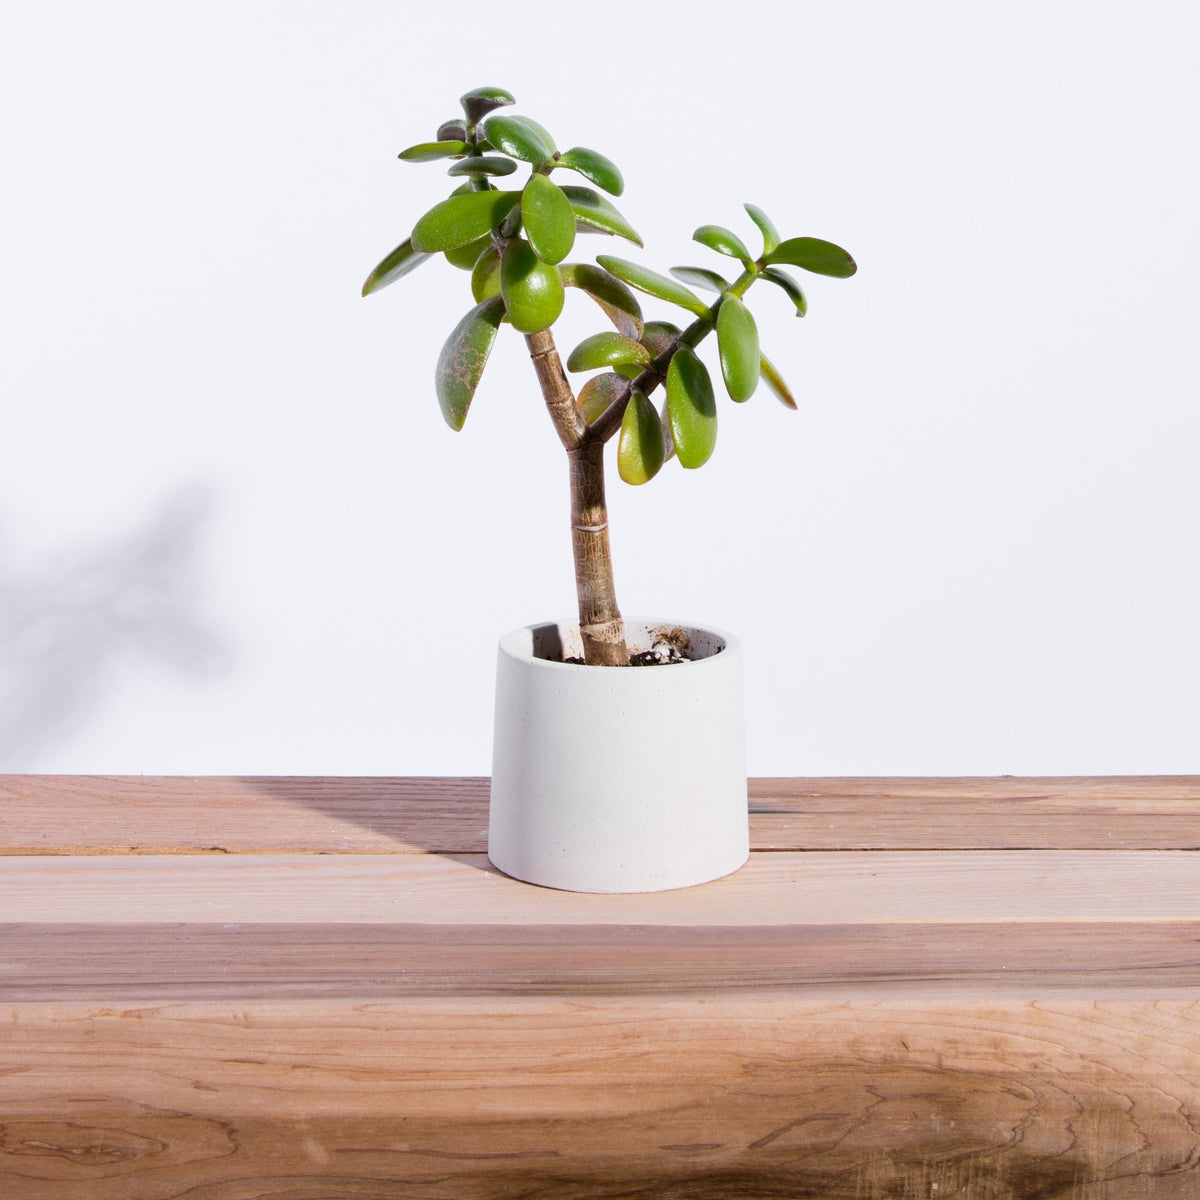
[488,618,749,893]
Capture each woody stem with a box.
[524,329,629,666]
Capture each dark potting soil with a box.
[561,650,688,666]
[557,626,702,666]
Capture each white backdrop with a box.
[2,0,1197,775]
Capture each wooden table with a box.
[1,776,1198,1199]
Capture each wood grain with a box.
[750,775,1200,850]
[2,850,1198,925]
[1,776,1198,1198]
[1,999,1198,1199]
[4,921,1200,1002]
[0,776,493,855]
[2,775,1197,854]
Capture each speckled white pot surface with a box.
[488,617,749,893]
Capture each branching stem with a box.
[524,330,628,665]
[523,268,760,664]
[589,266,758,443]
[524,329,588,451]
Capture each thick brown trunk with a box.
[524,329,628,667]
[567,442,628,666]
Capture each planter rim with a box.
[498,616,740,673]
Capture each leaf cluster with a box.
[362,87,856,478]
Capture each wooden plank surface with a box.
[5,921,1200,1002]
[1,776,1198,1198]
[2,775,1198,853]
[2,850,1199,1002]
[2,999,1198,1199]
[2,850,1198,926]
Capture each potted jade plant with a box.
[363,86,855,893]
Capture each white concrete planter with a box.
[488,617,749,893]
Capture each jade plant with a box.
[363,86,856,666]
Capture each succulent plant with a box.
[363,86,856,665]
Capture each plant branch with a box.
[587,312,708,444]
[524,329,588,451]
[588,266,759,444]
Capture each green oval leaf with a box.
[556,146,624,196]
[659,397,676,464]
[410,191,521,253]
[521,173,575,265]
[760,352,797,410]
[669,265,729,295]
[667,344,717,469]
[694,224,752,262]
[499,239,564,333]
[744,203,780,255]
[460,87,515,125]
[435,295,506,430]
[596,256,711,318]
[764,236,857,278]
[560,186,643,246]
[447,155,517,177]
[640,320,682,360]
[470,242,502,303]
[762,267,807,316]
[482,114,557,163]
[443,235,491,272]
[398,140,470,162]
[579,371,628,424]
[618,390,664,485]
[566,331,650,374]
[559,263,643,339]
[361,238,433,297]
[716,295,760,401]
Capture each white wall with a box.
[1,0,1197,776]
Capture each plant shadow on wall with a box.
[0,486,231,770]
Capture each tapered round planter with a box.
[488,618,749,893]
